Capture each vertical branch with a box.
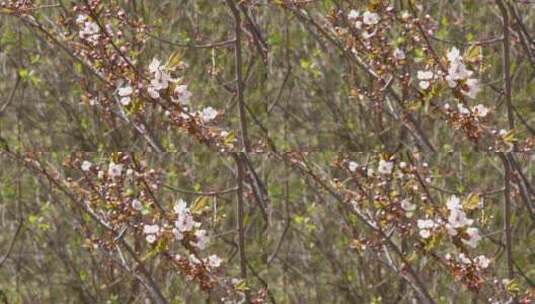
[225,0,250,152]
[495,0,515,132]
[499,154,515,281]
[234,153,250,301]
[496,1,516,282]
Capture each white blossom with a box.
[447,47,461,63]
[459,253,471,264]
[174,199,188,214]
[200,107,218,123]
[348,161,358,172]
[419,80,431,90]
[108,162,123,178]
[172,228,184,240]
[462,78,481,99]
[462,227,482,248]
[417,70,434,80]
[146,234,157,244]
[175,214,195,232]
[78,16,100,44]
[362,11,380,25]
[207,255,222,269]
[118,86,133,97]
[445,223,458,236]
[472,104,489,118]
[475,255,490,269]
[419,229,432,239]
[348,10,360,21]
[448,208,474,228]
[401,199,416,212]
[149,58,162,74]
[393,48,406,60]
[81,161,92,172]
[446,195,461,210]
[457,103,470,115]
[417,219,436,229]
[174,85,192,105]
[131,199,143,211]
[193,229,209,249]
[143,224,160,235]
[377,159,393,174]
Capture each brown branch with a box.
[496,0,515,133]
[498,153,515,281]
[226,0,251,152]
[233,153,250,302]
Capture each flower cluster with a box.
[172,199,209,249]
[445,195,483,249]
[117,84,134,106]
[417,47,481,99]
[347,9,381,39]
[417,195,482,248]
[445,47,480,98]
[76,14,100,45]
[147,58,175,100]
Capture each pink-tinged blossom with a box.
[193,229,209,249]
[462,227,482,248]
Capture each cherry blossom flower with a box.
[172,228,184,241]
[146,234,157,244]
[419,229,432,239]
[348,161,358,172]
[393,48,406,60]
[148,58,162,74]
[401,199,416,217]
[461,78,481,99]
[417,70,434,80]
[147,58,174,99]
[77,15,100,44]
[200,107,218,123]
[448,208,474,228]
[462,227,482,248]
[446,195,461,210]
[107,162,123,178]
[362,11,380,25]
[377,159,393,174]
[174,199,188,214]
[447,62,473,84]
[457,103,470,115]
[131,199,142,211]
[472,104,489,118]
[347,10,360,21]
[118,85,133,106]
[417,70,434,90]
[143,224,160,235]
[417,219,436,239]
[175,212,195,232]
[447,47,461,63]
[173,85,192,105]
[475,255,490,269]
[207,255,222,269]
[459,253,471,264]
[193,229,209,249]
[81,160,92,172]
[401,199,416,212]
